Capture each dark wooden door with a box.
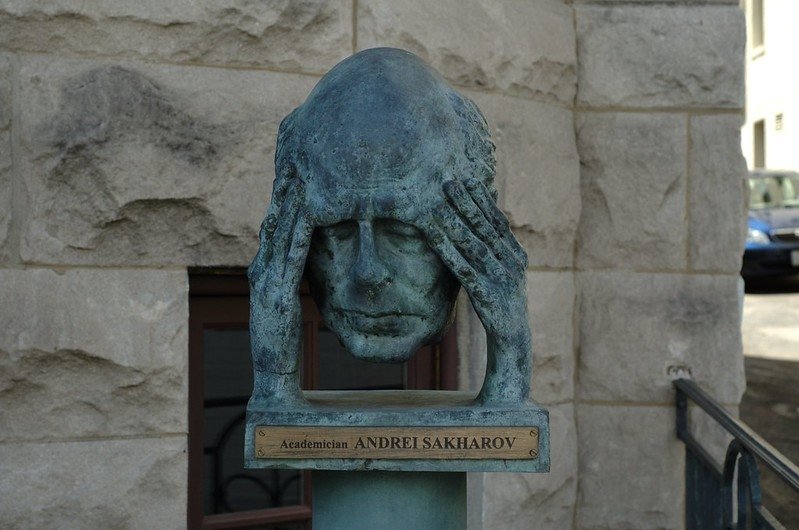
[187,270,457,529]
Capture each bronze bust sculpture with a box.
[248,48,532,408]
[246,48,548,474]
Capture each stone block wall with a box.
[0,1,746,528]
[572,3,747,529]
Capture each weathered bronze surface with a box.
[248,47,531,407]
[255,426,539,460]
[244,48,550,472]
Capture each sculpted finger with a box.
[261,176,293,237]
[423,224,491,306]
[464,179,528,268]
[507,229,528,270]
[283,214,314,289]
[264,183,303,280]
[276,212,312,365]
[271,174,293,206]
[443,179,523,269]
[462,179,509,231]
[434,209,506,279]
[252,177,294,278]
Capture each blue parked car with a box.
[743,170,799,277]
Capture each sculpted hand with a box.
[248,177,313,407]
[420,177,532,404]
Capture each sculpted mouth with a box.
[331,307,423,335]
[334,307,424,319]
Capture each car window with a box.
[748,174,799,209]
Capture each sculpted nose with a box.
[353,223,391,290]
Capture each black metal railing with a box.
[675,378,799,529]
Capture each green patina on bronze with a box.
[245,48,548,472]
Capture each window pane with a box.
[752,0,764,47]
[203,329,303,515]
[316,328,405,390]
[754,119,765,168]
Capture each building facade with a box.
[741,0,799,170]
[0,1,746,528]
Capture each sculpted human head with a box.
[275,48,496,363]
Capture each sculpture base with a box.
[314,471,466,530]
[245,390,549,472]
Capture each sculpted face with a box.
[305,199,459,363]
[287,49,470,362]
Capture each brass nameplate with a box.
[255,426,539,460]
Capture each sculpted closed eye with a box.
[321,220,358,240]
[376,219,421,239]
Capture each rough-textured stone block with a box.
[577,112,687,270]
[0,54,12,262]
[689,114,747,272]
[0,0,351,73]
[576,6,744,108]
[483,404,577,529]
[358,0,577,105]
[577,405,683,530]
[0,269,188,441]
[575,0,739,3]
[528,271,575,404]
[467,92,580,269]
[0,436,187,529]
[17,56,317,266]
[578,271,745,404]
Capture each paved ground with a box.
[742,276,799,361]
[740,275,799,524]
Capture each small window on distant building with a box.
[775,113,784,131]
[754,119,766,168]
[752,0,764,48]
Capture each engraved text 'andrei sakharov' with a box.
[255,427,540,460]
